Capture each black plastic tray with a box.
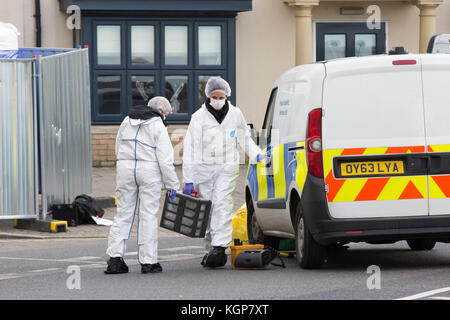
[160,191,211,238]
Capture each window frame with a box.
[315,22,386,62]
[127,22,161,70]
[127,70,161,109]
[161,21,194,70]
[92,70,127,123]
[261,87,278,147]
[85,16,234,125]
[93,21,127,69]
[161,70,194,123]
[194,21,227,70]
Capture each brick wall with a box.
[91,124,188,167]
[92,126,119,167]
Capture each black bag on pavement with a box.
[51,204,80,226]
[72,194,105,224]
[51,194,105,226]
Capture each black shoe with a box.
[141,263,163,274]
[201,247,227,268]
[104,257,129,274]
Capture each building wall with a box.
[437,0,450,34]
[91,124,188,167]
[236,0,296,131]
[0,0,72,48]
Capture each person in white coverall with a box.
[105,97,180,274]
[182,77,267,268]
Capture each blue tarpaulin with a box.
[0,48,73,59]
[0,50,18,59]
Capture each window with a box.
[355,34,376,57]
[90,19,231,124]
[164,26,188,65]
[324,34,346,60]
[165,75,189,114]
[130,75,156,106]
[198,26,222,65]
[131,26,155,65]
[97,75,122,114]
[316,23,386,62]
[97,25,121,65]
[261,88,278,147]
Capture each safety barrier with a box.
[0,59,39,219]
[38,49,92,218]
[0,48,92,220]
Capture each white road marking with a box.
[159,246,204,252]
[29,268,61,273]
[396,287,450,300]
[0,273,22,281]
[0,256,102,263]
[159,253,198,259]
[59,256,101,262]
[429,297,450,300]
[159,254,204,262]
[0,246,205,281]
[125,245,204,256]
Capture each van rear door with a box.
[422,54,450,216]
[322,55,428,219]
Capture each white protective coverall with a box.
[107,116,179,264]
[183,103,261,248]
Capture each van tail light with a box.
[306,108,324,178]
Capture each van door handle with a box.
[429,153,450,175]
[406,155,429,175]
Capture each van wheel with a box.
[407,239,436,251]
[246,200,280,249]
[295,203,326,269]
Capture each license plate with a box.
[340,160,405,177]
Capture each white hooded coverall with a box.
[107,116,179,264]
[183,103,261,249]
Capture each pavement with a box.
[0,165,248,239]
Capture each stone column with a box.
[415,0,443,53]
[282,0,320,65]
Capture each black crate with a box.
[160,191,211,238]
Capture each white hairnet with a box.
[205,77,231,98]
[147,96,173,114]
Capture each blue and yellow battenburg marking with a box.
[246,141,308,202]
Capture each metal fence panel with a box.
[0,59,38,218]
[38,49,92,215]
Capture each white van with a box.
[428,34,450,54]
[245,53,450,269]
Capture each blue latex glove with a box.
[169,189,177,202]
[183,183,195,195]
[257,154,269,163]
[257,147,272,163]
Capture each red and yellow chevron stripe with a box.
[428,144,450,199]
[324,146,427,203]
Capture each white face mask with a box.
[210,98,226,110]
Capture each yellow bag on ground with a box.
[232,204,248,242]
